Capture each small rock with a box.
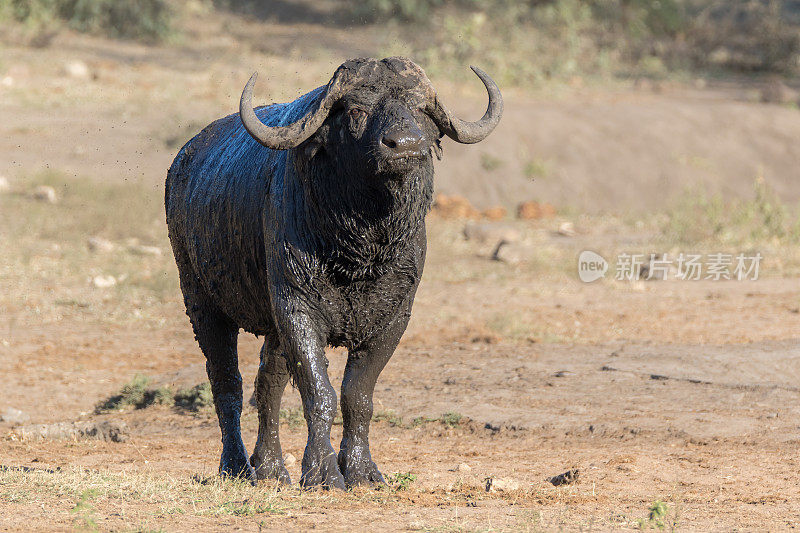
[92,275,117,288]
[128,244,162,256]
[556,221,576,237]
[517,201,556,220]
[549,469,579,486]
[482,206,507,221]
[32,185,57,204]
[87,237,115,253]
[13,420,127,442]
[517,201,541,219]
[1,76,12,87]
[1,407,30,425]
[431,194,481,219]
[0,176,10,193]
[456,463,472,473]
[63,60,90,79]
[485,477,520,492]
[283,452,296,468]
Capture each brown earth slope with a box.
[1,28,799,212]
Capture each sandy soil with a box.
[2,250,799,531]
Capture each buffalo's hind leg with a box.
[250,338,292,484]
[339,308,412,488]
[176,260,253,480]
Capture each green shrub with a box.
[351,0,446,23]
[372,410,405,427]
[386,471,417,491]
[279,407,305,428]
[1,0,173,42]
[664,177,800,246]
[95,374,152,412]
[174,383,214,411]
[689,0,800,73]
[440,411,463,428]
[350,0,800,80]
[96,377,211,413]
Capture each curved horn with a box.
[429,66,503,144]
[239,72,342,150]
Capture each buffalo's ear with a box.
[302,137,323,160]
[299,125,328,161]
[432,137,443,160]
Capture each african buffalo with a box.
[165,57,502,489]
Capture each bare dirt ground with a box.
[2,10,800,532]
[2,221,799,530]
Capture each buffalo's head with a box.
[239,57,502,181]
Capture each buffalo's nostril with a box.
[381,129,422,155]
[381,136,398,149]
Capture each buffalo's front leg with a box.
[339,308,411,487]
[250,339,291,484]
[276,310,345,490]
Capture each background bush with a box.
[1,0,173,42]
[1,0,799,79]
[349,0,800,77]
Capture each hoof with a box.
[300,445,346,490]
[338,446,385,488]
[219,443,256,481]
[251,454,292,485]
[219,461,256,482]
[340,459,385,488]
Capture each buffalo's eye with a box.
[348,108,366,120]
